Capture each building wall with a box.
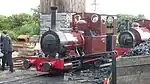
[40,0,85,14]
[40,0,85,35]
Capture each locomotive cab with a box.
[73,13,117,54]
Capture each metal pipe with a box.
[112,53,116,84]
[51,6,57,31]
[64,63,72,69]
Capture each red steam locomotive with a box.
[117,19,150,55]
[23,7,117,72]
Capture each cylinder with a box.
[42,62,52,71]
[23,59,32,69]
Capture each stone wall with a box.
[40,13,74,35]
[117,56,150,84]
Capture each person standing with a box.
[0,33,4,67]
[1,31,14,72]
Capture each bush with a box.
[8,31,19,40]
[0,7,40,41]
[3,23,40,40]
[19,23,40,36]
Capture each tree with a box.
[0,15,8,29]
[137,14,146,20]
[31,5,40,24]
[5,13,33,29]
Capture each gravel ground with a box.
[2,75,64,84]
[0,69,47,84]
[0,65,111,84]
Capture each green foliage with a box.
[19,23,40,36]
[7,31,19,40]
[116,14,147,33]
[0,6,40,40]
[31,5,40,24]
[0,15,8,29]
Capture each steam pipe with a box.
[51,6,57,31]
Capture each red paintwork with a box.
[73,13,102,35]
[129,20,150,43]
[73,13,117,55]
[63,32,84,50]
[84,36,106,54]
[83,58,101,63]
[71,32,85,47]
[133,27,150,41]
[103,78,108,84]
[76,20,88,31]
[25,51,119,72]
[61,31,85,56]
[116,48,131,56]
[26,57,64,72]
[112,35,116,50]
[137,20,150,29]
[67,50,77,57]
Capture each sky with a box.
[87,0,150,19]
[0,0,39,15]
[0,0,150,19]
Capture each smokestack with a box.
[125,20,130,30]
[51,6,57,31]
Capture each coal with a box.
[124,39,150,56]
[65,65,112,83]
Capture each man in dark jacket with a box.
[1,31,14,72]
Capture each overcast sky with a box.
[0,0,39,15]
[0,0,150,19]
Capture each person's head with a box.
[2,30,7,35]
[132,22,140,27]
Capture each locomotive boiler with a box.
[118,20,150,48]
[23,6,117,73]
[41,23,85,58]
[40,7,85,58]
